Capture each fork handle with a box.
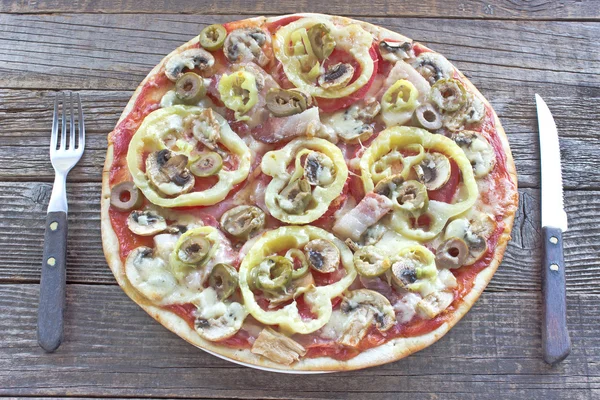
[37,211,68,352]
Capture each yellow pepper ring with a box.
[382,79,418,113]
[217,70,259,121]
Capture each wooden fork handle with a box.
[37,211,68,352]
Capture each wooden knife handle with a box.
[541,226,571,364]
[37,211,68,352]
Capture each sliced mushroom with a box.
[110,181,143,212]
[444,93,485,131]
[318,63,354,90]
[190,108,222,153]
[464,213,496,264]
[390,260,418,288]
[224,28,270,67]
[194,287,247,341]
[392,180,429,215]
[304,239,340,274]
[125,247,178,302]
[378,40,414,62]
[416,291,454,319]
[374,174,404,199]
[391,246,437,289]
[339,289,396,347]
[321,99,380,143]
[452,131,496,178]
[266,88,311,117]
[414,103,442,131]
[277,179,312,215]
[303,151,335,186]
[177,234,212,264]
[435,237,469,269]
[414,152,451,191]
[165,48,215,81]
[126,210,167,236]
[208,263,239,300]
[220,205,266,240]
[251,328,307,365]
[354,245,392,277]
[146,149,195,196]
[412,52,454,85]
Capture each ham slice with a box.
[332,192,393,241]
[252,107,322,143]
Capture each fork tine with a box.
[69,92,75,150]
[77,93,85,150]
[51,94,59,151]
[60,92,67,150]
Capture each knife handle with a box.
[541,226,571,364]
[37,211,68,352]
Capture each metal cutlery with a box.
[37,92,85,352]
[536,94,571,364]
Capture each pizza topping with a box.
[218,69,259,121]
[416,291,454,319]
[208,263,239,299]
[110,181,142,212]
[435,237,469,269]
[199,24,228,51]
[322,99,381,143]
[430,78,467,112]
[414,103,442,130]
[169,226,221,280]
[445,213,496,266]
[414,152,451,191]
[443,92,485,131]
[452,130,496,178]
[381,79,419,127]
[412,52,453,85]
[338,289,395,347]
[254,107,322,144]
[251,328,307,365]
[190,152,223,177]
[220,205,266,240]
[307,23,335,61]
[333,192,393,241]
[318,63,354,90]
[391,180,429,216]
[378,40,414,62]
[146,149,195,196]
[177,234,212,264]
[125,247,180,303]
[390,245,437,289]
[165,48,215,81]
[266,87,311,117]
[126,210,168,236]
[278,178,312,215]
[194,287,247,341]
[223,28,270,67]
[303,151,335,186]
[354,245,392,277]
[252,256,294,292]
[175,72,207,103]
[285,248,310,279]
[304,239,340,274]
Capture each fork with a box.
[37,92,85,352]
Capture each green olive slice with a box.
[190,152,223,177]
[175,72,207,103]
[285,248,310,279]
[430,78,467,112]
[177,235,212,264]
[199,24,228,51]
[354,246,392,277]
[435,237,469,269]
[266,88,309,117]
[307,23,335,61]
[110,181,143,212]
[392,180,429,215]
[304,239,340,274]
[253,256,293,292]
[415,103,442,130]
[209,263,239,299]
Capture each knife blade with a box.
[536,94,571,364]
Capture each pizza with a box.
[101,13,518,371]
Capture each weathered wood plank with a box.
[1,89,598,190]
[1,0,598,20]
[0,14,598,93]
[0,182,597,294]
[0,284,596,398]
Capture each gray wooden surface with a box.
[0,1,598,398]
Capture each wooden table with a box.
[1,1,598,398]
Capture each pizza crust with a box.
[100,13,518,372]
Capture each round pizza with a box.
[101,13,518,371]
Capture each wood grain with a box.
[0,88,598,189]
[1,0,598,20]
[1,283,597,398]
[0,182,597,294]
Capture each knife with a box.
[536,94,571,364]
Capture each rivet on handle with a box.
[50,222,59,231]
[550,263,559,271]
[549,236,558,244]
